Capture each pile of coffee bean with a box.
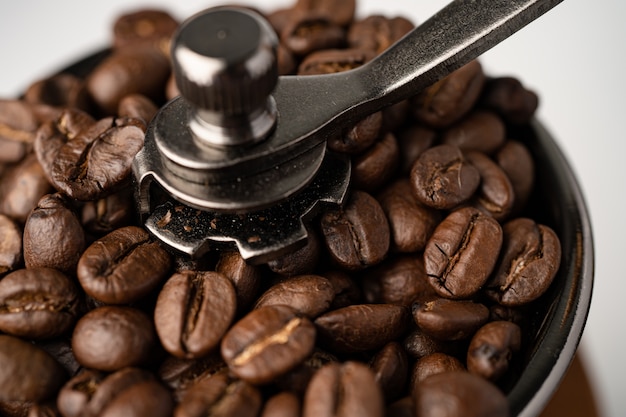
[0,1,562,416]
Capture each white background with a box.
[1,1,624,416]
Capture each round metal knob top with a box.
[171,7,279,146]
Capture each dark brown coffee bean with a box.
[267,227,321,276]
[175,370,262,417]
[72,306,157,371]
[323,270,362,309]
[320,190,389,271]
[96,377,173,417]
[81,187,134,235]
[328,111,382,154]
[87,46,170,115]
[424,207,503,299]
[0,100,38,164]
[294,0,356,27]
[480,76,539,124]
[281,13,345,57]
[267,7,295,34]
[278,43,297,75]
[27,402,59,417]
[154,270,237,359]
[254,275,334,318]
[486,218,561,306]
[362,256,435,307]
[351,132,399,193]
[382,99,411,132]
[0,400,32,417]
[34,109,145,201]
[441,110,506,154]
[112,9,178,51]
[465,151,515,221]
[385,397,414,417]
[0,335,66,402]
[0,153,53,223]
[414,371,509,417]
[369,342,408,403]
[377,179,441,253]
[410,144,480,210]
[0,268,79,339]
[35,338,81,379]
[297,48,375,75]
[412,60,485,128]
[0,214,21,276]
[23,74,92,112]
[314,304,409,353]
[403,329,464,360]
[216,250,263,314]
[396,125,436,175]
[467,320,521,381]
[23,193,85,274]
[348,15,414,54]
[158,353,226,402]
[57,369,106,417]
[496,140,535,214]
[117,94,159,128]
[77,226,172,304]
[303,361,384,417]
[273,348,338,397]
[221,305,316,385]
[260,391,301,417]
[412,297,489,341]
[411,352,465,385]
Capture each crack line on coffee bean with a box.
[232,317,302,367]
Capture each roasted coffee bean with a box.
[281,14,345,57]
[273,348,338,397]
[362,255,435,307]
[0,153,53,223]
[414,371,509,417]
[27,402,59,417]
[221,305,316,385]
[320,190,389,271]
[87,45,170,115]
[323,270,362,309]
[260,391,301,417]
[267,227,321,276]
[72,306,157,371]
[96,377,173,417]
[216,250,263,314]
[57,369,106,417]
[382,99,411,132]
[0,334,66,402]
[351,132,399,193]
[158,353,226,401]
[154,270,237,359]
[396,124,436,175]
[0,268,79,339]
[441,110,506,154]
[328,111,382,154]
[385,397,414,417]
[254,274,334,318]
[465,151,515,221]
[369,342,408,403]
[314,304,409,353]
[303,361,384,417]
[23,74,92,112]
[480,76,539,124]
[403,329,454,360]
[117,94,159,128]
[294,0,356,27]
[496,140,535,214]
[23,193,85,274]
[412,60,485,128]
[112,9,178,51]
[175,370,262,417]
[34,109,145,201]
[77,226,172,304]
[412,297,489,341]
[267,7,295,34]
[410,144,480,210]
[81,187,134,235]
[35,338,81,378]
[424,207,503,299]
[348,15,414,54]
[0,100,38,164]
[467,320,521,381]
[0,214,21,276]
[411,352,465,385]
[377,179,441,253]
[297,48,375,75]
[486,218,561,306]
[278,43,297,75]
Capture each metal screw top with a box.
[172,7,279,147]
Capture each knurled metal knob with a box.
[171,7,279,147]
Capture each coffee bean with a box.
[402,329,459,360]
[273,348,338,397]
[77,226,172,304]
[27,402,59,417]
[154,270,237,359]
[57,369,106,417]
[221,305,316,385]
[465,151,515,221]
[72,306,157,371]
[297,48,375,75]
[254,274,335,318]
[267,227,322,277]
[81,187,134,235]
[351,132,400,193]
[369,341,408,403]
[412,297,489,341]
[411,352,465,384]
[96,377,173,417]
[414,371,509,417]
[0,334,67,402]
[377,179,441,253]
[157,353,226,402]
[328,111,382,154]
[424,207,503,299]
[260,391,301,417]
[467,320,521,381]
[496,140,535,214]
[303,361,384,417]
[281,14,345,57]
[112,9,178,52]
[314,304,409,353]
[117,94,159,128]
[320,190,389,271]
[35,338,81,378]
[385,397,414,417]
[410,144,480,210]
[480,76,539,125]
[294,0,356,27]
[0,214,21,276]
[34,109,145,201]
[412,60,485,128]
[277,43,297,75]
[24,74,92,112]
[0,268,79,339]
[323,270,362,309]
[486,218,561,306]
[396,125,436,175]
[23,193,85,274]
[0,100,38,164]
[348,15,414,54]
[441,110,506,154]
[216,250,263,314]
